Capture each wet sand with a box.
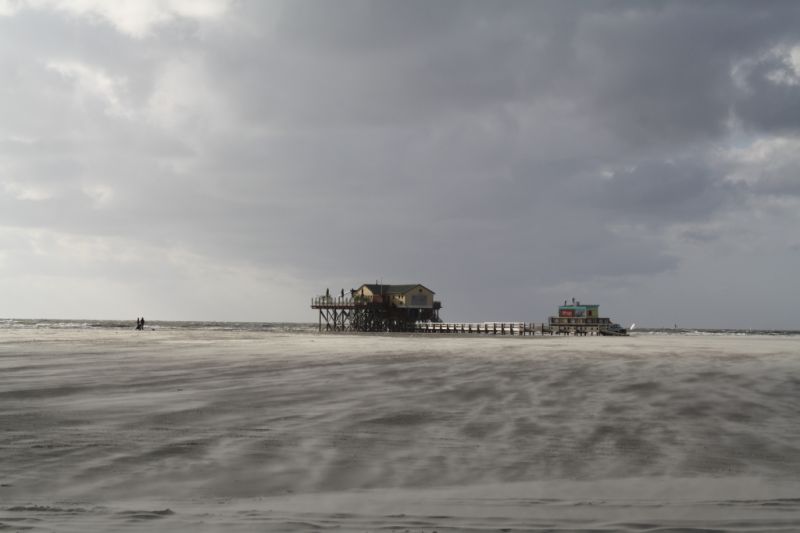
[2,329,799,531]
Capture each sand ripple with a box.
[1,330,800,530]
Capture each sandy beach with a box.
[2,328,800,531]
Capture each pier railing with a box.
[415,322,542,335]
[311,296,369,308]
[414,322,602,336]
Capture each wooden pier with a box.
[414,322,599,336]
[311,283,618,336]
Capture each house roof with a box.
[360,283,435,295]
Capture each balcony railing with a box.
[311,296,441,309]
[311,296,371,308]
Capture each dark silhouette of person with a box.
[136,318,141,330]
[140,317,145,330]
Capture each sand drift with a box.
[1,330,799,531]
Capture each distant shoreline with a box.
[0,318,798,336]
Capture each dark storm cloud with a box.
[576,2,800,146]
[583,159,739,223]
[209,2,581,127]
[2,1,800,326]
[213,2,800,139]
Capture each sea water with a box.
[1,323,799,531]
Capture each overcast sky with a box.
[1,1,799,328]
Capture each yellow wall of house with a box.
[355,285,374,298]
[399,286,434,308]
[353,284,434,308]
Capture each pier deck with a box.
[414,322,598,335]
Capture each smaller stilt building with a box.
[312,283,442,332]
[548,300,625,335]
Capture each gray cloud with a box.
[580,158,739,223]
[1,1,799,327]
[734,52,800,134]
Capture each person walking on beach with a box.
[136,317,141,330]
[140,317,145,330]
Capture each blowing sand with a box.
[1,329,799,531]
